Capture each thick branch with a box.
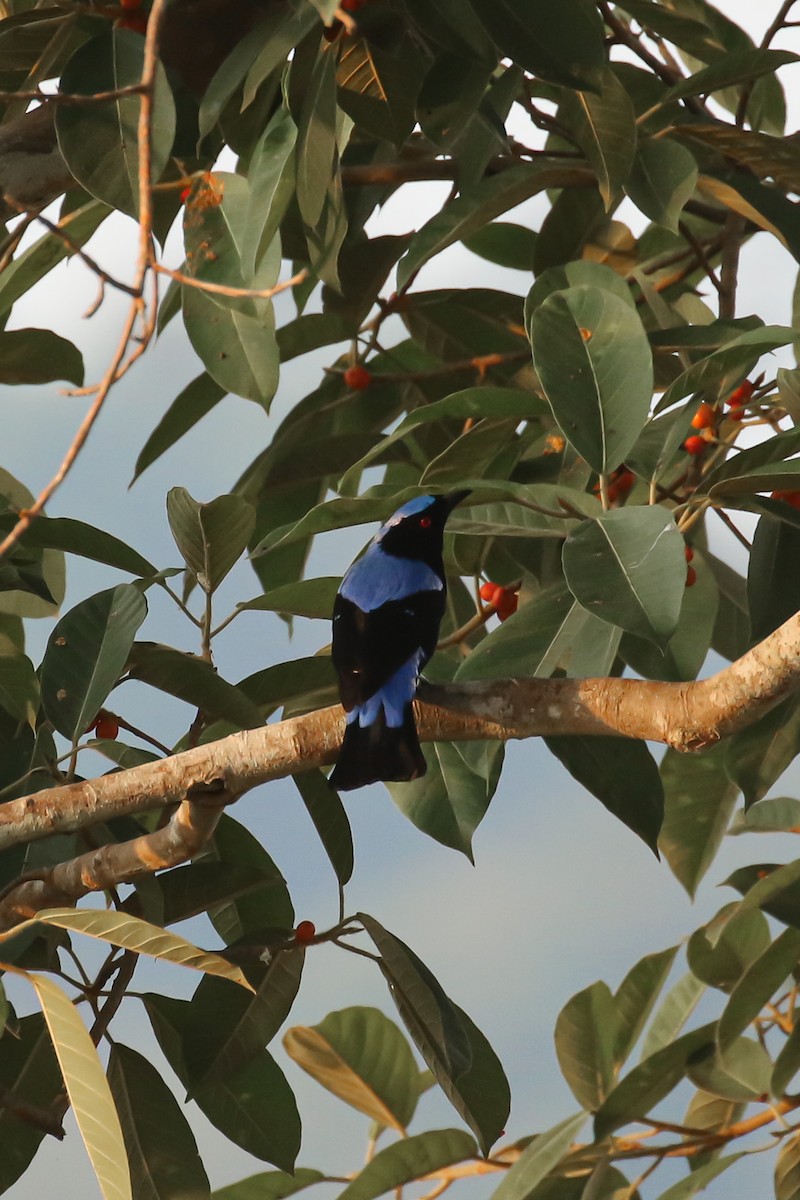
[0,783,229,929]
[2,607,800,858]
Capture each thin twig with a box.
[153,262,310,302]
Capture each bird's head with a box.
[376,491,469,563]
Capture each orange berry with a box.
[727,407,745,421]
[615,469,635,495]
[95,713,119,740]
[684,435,706,456]
[497,593,518,622]
[691,402,715,430]
[684,545,694,563]
[685,566,697,588]
[479,581,496,602]
[343,364,372,390]
[294,920,316,944]
[179,186,191,204]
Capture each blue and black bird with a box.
[330,491,469,791]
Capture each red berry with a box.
[614,469,635,495]
[119,0,142,9]
[684,545,694,563]
[691,402,715,430]
[95,713,119,740]
[497,595,518,622]
[727,380,755,407]
[179,186,191,204]
[294,920,316,944]
[727,407,745,421]
[343,364,372,390]
[685,566,697,588]
[772,490,800,510]
[684,435,706,456]
[479,581,496,602]
[341,0,366,9]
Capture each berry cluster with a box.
[593,467,635,504]
[479,581,519,621]
[684,379,757,456]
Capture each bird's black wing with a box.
[332,589,445,711]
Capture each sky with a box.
[3,2,800,1198]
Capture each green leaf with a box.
[283,1007,421,1131]
[237,577,340,619]
[731,796,800,835]
[491,1113,587,1200]
[194,1051,301,1172]
[26,907,253,989]
[641,972,706,1059]
[687,906,771,992]
[166,488,255,594]
[56,30,176,217]
[748,515,800,642]
[545,735,663,853]
[687,1036,772,1102]
[659,745,740,898]
[562,507,685,645]
[654,325,796,414]
[0,1013,63,1193]
[20,516,157,578]
[528,285,654,474]
[186,948,304,1084]
[0,654,38,725]
[773,1022,800,1097]
[776,1130,800,1200]
[108,1044,209,1199]
[396,161,591,290]
[0,328,83,386]
[241,108,298,277]
[470,0,605,89]
[657,48,799,108]
[28,971,132,1200]
[358,915,508,1153]
[337,1129,477,1200]
[463,222,537,269]
[386,739,502,858]
[455,582,573,682]
[203,814,294,944]
[613,945,679,1068]
[294,37,339,231]
[725,695,800,808]
[183,284,279,408]
[558,68,636,208]
[293,769,354,888]
[554,982,618,1110]
[718,927,800,1050]
[133,373,226,483]
[211,1168,325,1200]
[593,1023,715,1139]
[127,642,263,729]
[40,584,147,742]
[626,138,698,232]
[653,1154,743,1200]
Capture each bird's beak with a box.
[444,489,471,512]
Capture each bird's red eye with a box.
[419,516,432,528]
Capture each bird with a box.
[330,491,470,791]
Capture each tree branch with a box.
[0,604,798,921]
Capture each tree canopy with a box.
[3,0,800,1197]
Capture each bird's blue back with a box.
[339,544,442,612]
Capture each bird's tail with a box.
[329,705,427,791]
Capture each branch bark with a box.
[0,606,799,927]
